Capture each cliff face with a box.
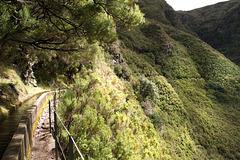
[176,0,240,66]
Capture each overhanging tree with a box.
[0,0,144,54]
[0,0,144,81]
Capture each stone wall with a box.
[1,91,53,160]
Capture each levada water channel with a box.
[0,93,42,159]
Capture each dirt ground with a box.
[30,102,56,160]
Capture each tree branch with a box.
[31,44,78,51]
[9,39,78,52]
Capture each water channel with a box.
[0,93,42,159]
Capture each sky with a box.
[165,0,229,11]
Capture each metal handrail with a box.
[49,88,85,160]
[54,108,85,160]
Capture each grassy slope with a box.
[177,0,240,66]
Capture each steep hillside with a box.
[137,0,183,28]
[177,0,240,66]
[56,0,240,159]
[117,0,240,159]
[1,0,240,159]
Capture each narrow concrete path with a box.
[30,101,56,160]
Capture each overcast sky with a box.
[165,0,229,11]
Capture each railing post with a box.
[49,100,51,133]
[54,93,58,160]
[54,92,56,111]
[59,88,61,103]
[69,135,73,160]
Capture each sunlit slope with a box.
[118,0,240,159]
[57,0,240,159]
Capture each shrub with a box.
[139,76,159,102]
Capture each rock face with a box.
[23,60,37,87]
[110,40,131,80]
[0,67,43,123]
[8,83,19,99]
[0,83,21,111]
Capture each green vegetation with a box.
[117,0,240,159]
[1,0,240,159]
[177,0,240,66]
[58,53,164,159]
[0,65,44,121]
[0,0,144,120]
[0,0,144,84]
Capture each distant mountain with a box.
[177,0,240,66]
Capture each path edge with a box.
[1,91,54,160]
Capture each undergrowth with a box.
[57,1,240,159]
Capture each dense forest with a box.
[0,0,240,159]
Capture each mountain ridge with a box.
[176,0,240,66]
